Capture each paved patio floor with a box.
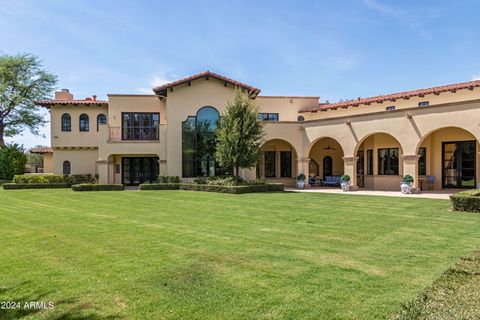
[285,187,456,200]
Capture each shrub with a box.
[13,174,65,184]
[64,174,94,185]
[0,179,12,185]
[71,184,124,191]
[450,190,480,213]
[140,183,180,190]
[402,174,414,184]
[193,177,207,184]
[340,175,351,183]
[140,182,284,194]
[180,183,284,194]
[0,144,27,180]
[297,173,306,181]
[157,175,180,183]
[3,183,69,189]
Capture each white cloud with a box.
[136,74,174,94]
[472,74,480,81]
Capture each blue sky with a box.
[1,0,480,147]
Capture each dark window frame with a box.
[259,113,279,121]
[378,148,400,175]
[97,114,107,132]
[386,106,396,111]
[121,112,160,140]
[418,147,427,176]
[63,161,71,175]
[79,113,89,132]
[264,151,276,178]
[61,113,71,132]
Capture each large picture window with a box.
[122,112,159,140]
[182,106,229,177]
[378,148,399,175]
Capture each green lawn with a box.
[1,189,480,319]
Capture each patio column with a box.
[297,157,310,188]
[97,159,109,184]
[401,154,420,192]
[343,156,359,190]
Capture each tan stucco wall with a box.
[50,105,108,148]
[256,96,318,121]
[165,77,238,177]
[106,95,166,126]
[43,153,53,173]
[52,149,98,175]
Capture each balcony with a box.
[109,126,159,142]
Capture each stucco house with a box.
[33,71,480,191]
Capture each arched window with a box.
[323,156,333,179]
[97,114,107,131]
[182,106,224,177]
[297,115,305,122]
[61,113,71,131]
[63,161,71,175]
[79,114,89,132]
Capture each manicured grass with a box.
[0,189,480,319]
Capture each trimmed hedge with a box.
[157,175,180,183]
[13,174,94,186]
[0,179,12,186]
[13,174,65,184]
[450,190,480,213]
[140,183,180,190]
[3,183,69,189]
[139,183,284,194]
[72,184,124,191]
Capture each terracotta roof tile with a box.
[35,99,108,106]
[152,71,261,96]
[300,80,480,113]
[30,147,53,154]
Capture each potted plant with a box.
[340,175,351,191]
[401,174,414,194]
[296,173,306,189]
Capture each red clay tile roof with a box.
[30,147,53,154]
[152,71,261,96]
[300,79,480,113]
[35,98,108,107]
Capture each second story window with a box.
[418,101,429,107]
[79,114,89,132]
[386,106,395,111]
[259,113,279,121]
[122,112,160,140]
[61,113,71,132]
[97,114,107,132]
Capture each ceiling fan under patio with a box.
[323,145,337,151]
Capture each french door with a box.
[442,141,476,188]
[122,157,159,185]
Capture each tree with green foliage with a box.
[215,89,265,177]
[0,53,57,146]
[0,143,27,180]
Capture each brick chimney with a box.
[55,89,74,100]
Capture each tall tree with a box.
[215,89,265,177]
[0,53,57,146]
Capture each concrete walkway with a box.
[285,187,455,200]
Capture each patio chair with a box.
[426,175,435,191]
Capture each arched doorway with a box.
[354,132,403,190]
[307,137,344,186]
[259,139,298,183]
[323,156,333,178]
[416,127,479,190]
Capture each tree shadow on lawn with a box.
[0,281,121,320]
